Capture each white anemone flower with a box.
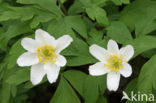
[17,29,73,85]
[89,40,134,91]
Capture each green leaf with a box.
[83,75,107,103]
[0,6,56,28]
[0,21,32,50]
[50,76,81,103]
[62,38,97,66]
[68,0,84,14]
[141,49,156,58]
[48,16,87,39]
[7,39,25,69]
[86,6,109,25]
[138,54,156,94]
[135,15,156,37]
[86,28,107,47]
[96,96,107,103]
[11,85,17,97]
[6,68,30,85]
[125,78,138,103]
[111,0,130,5]
[107,21,133,44]
[0,83,11,103]
[48,17,75,38]
[126,36,156,57]
[65,16,88,39]
[16,0,62,17]
[63,70,87,96]
[120,0,156,31]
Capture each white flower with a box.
[89,40,134,91]
[17,29,73,85]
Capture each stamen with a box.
[36,46,57,64]
[104,55,123,72]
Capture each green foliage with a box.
[0,0,156,103]
[83,75,106,103]
[6,68,30,86]
[50,76,81,103]
[106,21,133,44]
[86,6,109,26]
[138,55,156,94]
[63,70,87,96]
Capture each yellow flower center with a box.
[36,46,57,64]
[104,55,124,72]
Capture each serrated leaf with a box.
[86,6,109,25]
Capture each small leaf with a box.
[86,6,109,26]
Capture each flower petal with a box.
[55,35,73,53]
[89,62,110,76]
[55,55,67,67]
[21,38,40,52]
[44,63,60,83]
[17,52,39,67]
[35,29,56,46]
[107,40,119,55]
[31,64,46,85]
[89,44,109,62]
[120,63,132,77]
[107,72,120,91]
[119,45,134,61]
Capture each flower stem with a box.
[58,0,67,16]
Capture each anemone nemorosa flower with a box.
[89,40,134,91]
[17,29,73,85]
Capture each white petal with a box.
[120,45,134,61]
[55,35,73,53]
[35,29,56,46]
[21,38,40,52]
[17,52,39,67]
[31,64,46,85]
[120,63,132,77]
[89,62,110,76]
[44,63,60,84]
[107,72,120,91]
[55,55,67,67]
[107,40,119,55]
[89,44,109,62]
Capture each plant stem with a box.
[58,0,67,16]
